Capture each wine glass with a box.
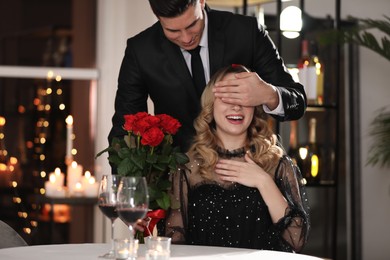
[116,176,149,239]
[98,174,121,259]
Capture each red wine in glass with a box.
[98,204,118,221]
[117,176,149,239]
[118,208,148,226]
[98,175,121,259]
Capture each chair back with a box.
[0,220,28,249]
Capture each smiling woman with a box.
[165,64,310,253]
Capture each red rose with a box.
[123,112,149,132]
[157,114,181,135]
[134,112,149,120]
[133,115,160,135]
[123,114,136,131]
[141,127,164,147]
[145,115,161,128]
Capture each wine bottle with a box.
[287,120,303,171]
[310,41,324,105]
[301,118,321,184]
[297,39,310,69]
[297,40,324,105]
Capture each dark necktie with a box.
[188,46,206,97]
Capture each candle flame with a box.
[65,115,73,126]
[88,176,96,184]
[49,174,56,183]
[55,167,61,175]
[84,171,91,179]
[71,161,78,168]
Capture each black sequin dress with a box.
[165,147,310,253]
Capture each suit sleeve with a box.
[108,39,149,144]
[252,20,307,121]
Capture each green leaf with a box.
[108,154,122,166]
[319,15,390,62]
[95,146,111,158]
[148,201,159,211]
[157,178,171,191]
[161,143,173,155]
[156,192,170,210]
[118,147,131,159]
[117,157,134,176]
[157,154,171,164]
[146,153,158,164]
[367,108,390,168]
[152,163,167,172]
[175,152,189,164]
[148,185,160,202]
[130,153,146,170]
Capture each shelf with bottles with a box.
[287,109,337,187]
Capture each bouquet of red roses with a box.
[96,112,188,210]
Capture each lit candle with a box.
[44,174,57,197]
[52,186,66,198]
[84,175,99,197]
[73,182,84,197]
[67,161,83,195]
[145,249,169,260]
[49,173,56,183]
[82,170,91,187]
[54,167,64,187]
[114,239,139,260]
[65,115,73,164]
[117,249,129,260]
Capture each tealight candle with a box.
[145,249,170,260]
[52,185,66,198]
[72,182,84,197]
[117,249,129,260]
[84,176,99,197]
[114,239,139,260]
[145,236,171,260]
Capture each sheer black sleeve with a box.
[164,166,189,244]
[271,155,310,252]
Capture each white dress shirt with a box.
[181,10,284,116]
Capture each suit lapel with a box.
[207,10,225,76]
[161,34,199,100]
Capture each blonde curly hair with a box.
[188,64,284,180]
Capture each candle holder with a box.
[114,238,138,260]
[145,236,171,260]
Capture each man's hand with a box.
[133,218,148,232]
[213,72,279,110]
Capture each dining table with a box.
[0,243,329,260]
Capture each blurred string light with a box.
[1,118,38,237]
[0,117,17,174]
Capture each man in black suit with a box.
[109,0,306,152]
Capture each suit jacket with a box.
[109,8,307,152]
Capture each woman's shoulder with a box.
[275,155,301,177]
[279,155,295,166]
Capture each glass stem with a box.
[128,224,134,240]
[110,219,115,252]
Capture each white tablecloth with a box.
[0,243,327,260]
